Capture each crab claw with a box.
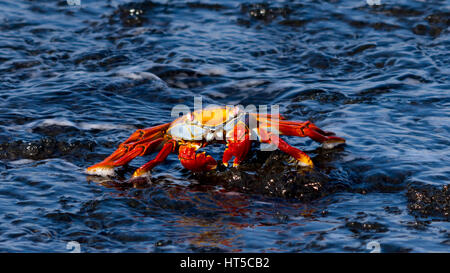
[178,144,217,172]
[222,138,251,168]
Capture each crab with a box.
[86,106,345,179]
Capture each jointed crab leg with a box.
[86,123,170,176]
[122,123,171,144]
[282,121,345,148]
[258,127,314,167]
[112,138,165,166]
[265,120,346,149]
[132,139,177,177]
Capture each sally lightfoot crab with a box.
[86,106,345,179]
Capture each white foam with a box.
[296,161,312,167]
[40,118,77,128]
[202,66,227,76]
[235,79,266,88]
[9,159,35,165]
[23,118,135,132]
[322,141,344,149]
[116,71,162,81]
[78,122,135,131]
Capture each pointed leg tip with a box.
[132,169,151,178]
[85,166,116,177]
[288,156,314,168]
[128,173,152,187]
[297,161,314,168]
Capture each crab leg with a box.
[86,137,164,176]
[178,142,217,172]
[273,120,345,149]
[122,123,171,144]
[258,127,314,167]
[223,122,251,167]
[112,138,165,166]
[86,123,171,176]
[132,139,177,178]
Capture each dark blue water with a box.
[0,0,449,252]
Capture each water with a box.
[0,0,449,252]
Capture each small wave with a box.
[116,71,163,81]
[8,159,35,165]
[23,118,136,131]
[201,66,228,76]
[78,122,135,131]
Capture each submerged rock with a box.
[0,138,95,161]
[194,151,348,202]
[407,184,450,220]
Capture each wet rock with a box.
[197,151,348,202]
[345,221,389,233]
[404,220,431,231]
[241,3,291,22]
[148,65,222,89]
[357,83,403,96]
[7,60,41,72]
[362,171,407,193]
[109,1,157,27]
[0,138,95,161]
[45,211,76,223]
[425,12,450,25]
[411,12,449,37]
[155,239,172,247]
[384,206,402,215]
[292,89,347,103]
[407,184,450,220]
[412,23,442,37]
[32,124,81,138]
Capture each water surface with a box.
[0,0,449,252]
